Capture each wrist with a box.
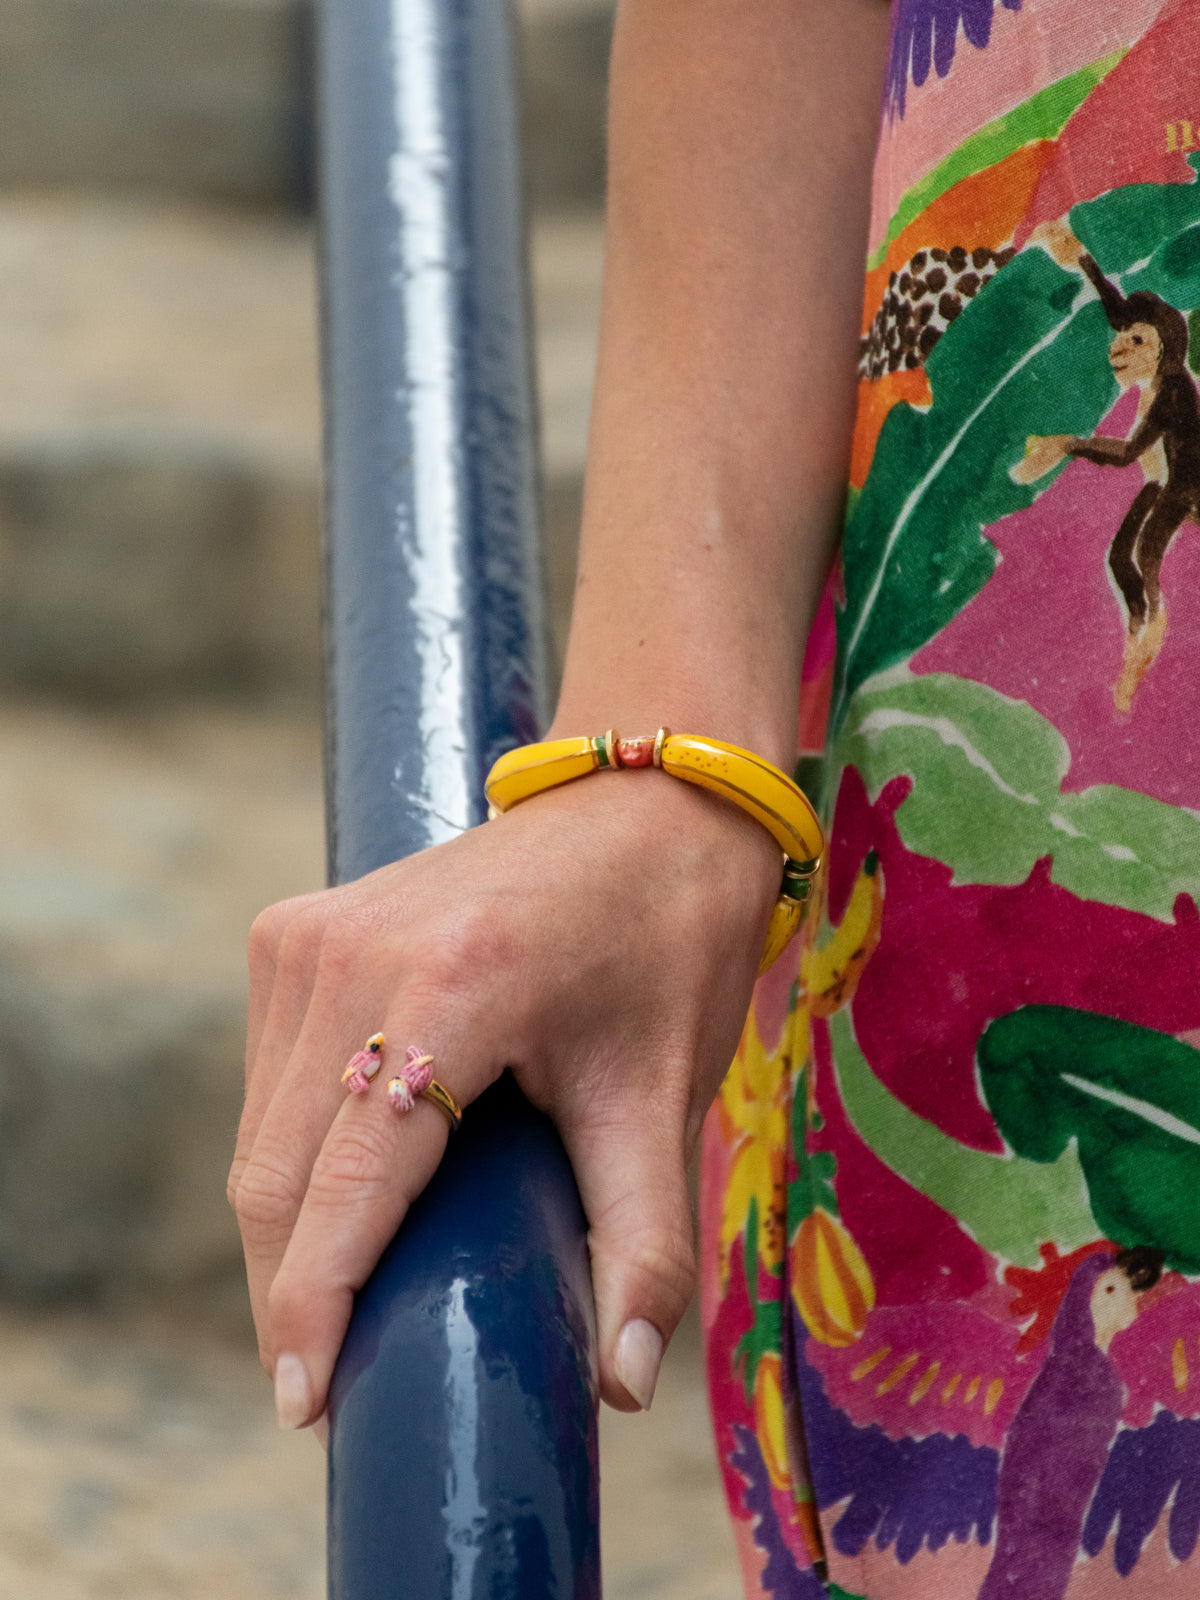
[491,728,807,956]
[530,758,784,917]
[552,529,807,774]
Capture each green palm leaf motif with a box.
[832,162,1200,735]
[837,672,1200,922]
[979,1006,1200,1272]
[829,1010,1097,1266]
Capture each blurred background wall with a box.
[0,3,741,1595]
[0,0,608,1316]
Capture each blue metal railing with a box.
[316,0,600,1592]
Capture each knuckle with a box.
[232,1156,305,1244]
[406,906,504,1005]
[248,898,300,959]
[280,901,335,965]
[309,920,366,992]
[309,1124,396,1200]
[266,1270,306,1332]
[627,1232,697,1304]
[247,905,285,961]
[595,1213,697,1320]
[248,894,324,980]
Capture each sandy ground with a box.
[0,1301,740,1600]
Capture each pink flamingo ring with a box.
[339,1033,462,1131]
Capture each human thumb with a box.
[562,1108,696,1412]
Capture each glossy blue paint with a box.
[316,0,600,1591]
[319,0,549,879]
[327,1075,599,1599]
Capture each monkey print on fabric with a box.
[700,2,1200,1597]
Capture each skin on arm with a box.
[557,0,891,765]
[229,0,890,1430]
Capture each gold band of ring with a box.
[419,1079,463,1133]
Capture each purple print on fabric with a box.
[886,0,1022,116]
[1083,1410,1200,1574]
[792,1341,998,1564]
[730,1426,829,1600]
[788,1256,1200,1589]
[978,1255,1122,1599]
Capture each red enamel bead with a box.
[616,735,655,768]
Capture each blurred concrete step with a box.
[520,0,613,210]
[0,434,322,698]
[0,0,612,211]
[0,193,604,695]
[0,0,314,208]
[0,195,322,699]
[530,207,605,650]
[0,700,325,1299]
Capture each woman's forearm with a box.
[553,0,890,770]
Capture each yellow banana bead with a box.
[485,736,602,814]
[760,898,806,976]
[658,735,823,866]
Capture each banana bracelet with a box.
[484,729,823,973]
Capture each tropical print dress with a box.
[699,2,1200,1596]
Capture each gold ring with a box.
[419,1079,463,1133]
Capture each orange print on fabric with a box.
[850,367,931,488]
[861,139,1055,334]
[851,140,1054,484]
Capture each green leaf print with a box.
[978,1006,1200,1272]
[734,1292,782,1401]
[1075,171,1200,276]
[838,673,1200,921]
[829,1010,1097,1266]
[833,166,1200,734]
[790,1062,840,1230]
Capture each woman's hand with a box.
[228,768,781,1427]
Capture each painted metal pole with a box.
[316,0,601,1594]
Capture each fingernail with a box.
[274,1353,311,1430]
[614,1318,663,1411]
